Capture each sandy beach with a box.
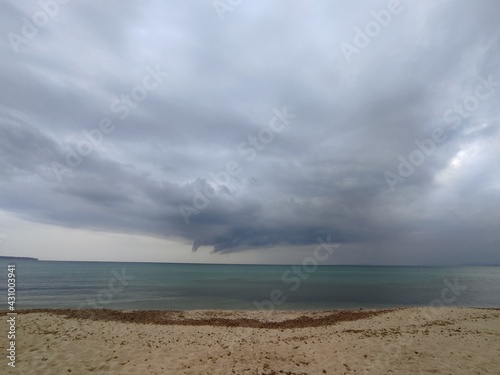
[2,307,499,374]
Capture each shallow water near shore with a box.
[1,260,499,310]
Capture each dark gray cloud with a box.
[1,0,499,264]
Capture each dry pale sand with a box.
[1,307,499,375]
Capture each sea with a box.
[1,260,499,310]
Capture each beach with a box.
[1,307,499,374]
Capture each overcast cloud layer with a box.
[1,0,499,264]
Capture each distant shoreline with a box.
[0,256,38,261]
[2,257,499,266]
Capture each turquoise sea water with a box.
[1,260,499,310]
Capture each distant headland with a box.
[0,256,39,261]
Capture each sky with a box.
[0,0,499,265]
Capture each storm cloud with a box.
[1,0,499,264]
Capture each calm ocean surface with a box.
[1,260,499,310]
